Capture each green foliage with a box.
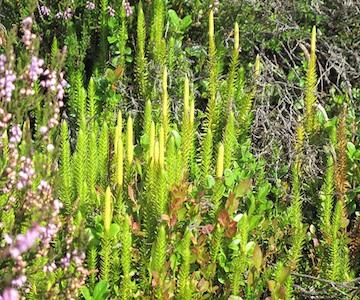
[98,123,109,188]
[87,77,97,124]
[150,0,166,65]
[177,229,192,300]
[88,246,98,289]
[205,10,219,137]
[136,1,149,101]
[200,127,213,179]
[99,0,109,69]
[319,156,335,240]
[120,214,133,299]
[223,111,237,170]
[87,130,98,203]
[74,128,88,211]
[221,22,239,126]
[304,26,317,135]
[59,121,73,213]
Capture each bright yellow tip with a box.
[311,26,317,55]
[209,10,214,38]
[189,99,195,125]
[234,22,239,50]
[255,54,261,79]
[116,137,124,186]
[126,116,134,165]
[216,143,224,178]
[154,140,160,165]
[104,187,112,233]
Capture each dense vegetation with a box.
[0,0,359,299]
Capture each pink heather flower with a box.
[3,234,13,245]
[28,56,44,82]
[56,71,68,101]
[0,55,16,102]
[11,275,27,288]
[108,6,115,17]
[16,157,35,190]
[55,11,63,19]
[40,222,61,249]
[124,1,133,17]
[21,18,36,49]
[39,126,48,135]
[85,1,95,10]
[46,144,54,152]
[22,17,32,28]
[0,288,19,300]
[40,69,57,91]
[63,8,73,20]
[53,199,63,212]
[0,54,6,71]
[8,224,42,258]
[60,252,71,268]
[40,5,51,17]
[43,262,56,272]
[9,125,22,144]
[0,109,12,130]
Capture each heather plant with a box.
[0,1,359,299]
[0,16,88,299]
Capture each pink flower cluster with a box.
[0,288,19,300]
[2,125,21,194]
[28,56,44,82]
[4,224,43,259]
[210,0,220,14]
[85,1,96,10]
[0,54,16,102]
[124,0,133,17]
[21,17,36,50]
[65,250,89,299]
[16,157,35,190]
[108,6,115,17]
[39,5,51,17]
[56,8,73,20]
[0,108,11,130]
[11,276,26,288]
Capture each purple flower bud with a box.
[124,1,133,17]
[40,6,51,17]
[63,8,73,20]
[55,12,63,19]
[8,224,42,258]
[11,275,26,287]
[1,288,19,300]
[28,56,44,82]
[86,1,96,10]
[108,6,115,17]
[3,234,12,245]
[22,17,32,28]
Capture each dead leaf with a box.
[225,220,237,238]
[225,192,239,216]
[253,244,263,272]
[218,209,230,228]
